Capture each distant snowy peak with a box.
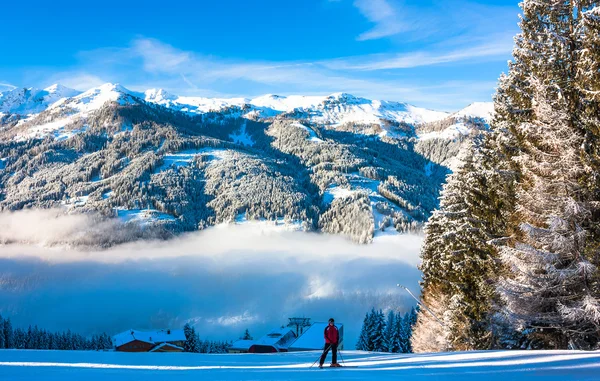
[2,82,486,136]
[416,101,495,144]
[0,84,80,115]
[144,88,177,103]
[295,93,449,127]
[49,83,141,114]
[141,90,450,127]
[452,102,495,122]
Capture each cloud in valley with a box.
[0,209,423,347]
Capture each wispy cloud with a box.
[322,38,513,71]
[0,82,17,91]
[45,36,505,110]
[350,0,518,43]
[354,0,407,41]
[46,73,106,91]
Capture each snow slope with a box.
[416,101,494,142]
[3,82,478,142]
[452,101,495,120]
[145,90,449,126]
[0,349,599,380]
[0,84,80,115]
[12,83,140,141]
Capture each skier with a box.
[319,318,340,368]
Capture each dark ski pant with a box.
[319,343,338,365]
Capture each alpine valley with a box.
[0,83,492,246]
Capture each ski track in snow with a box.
[0,349,599,380]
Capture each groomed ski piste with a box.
[1,349,600,380]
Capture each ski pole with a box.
[397,284,446,328]
[309,344,331,369]
[337,346,346,366]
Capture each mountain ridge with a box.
[0,82,493,246]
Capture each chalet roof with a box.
[289,322,343,351]
[149,342,185,352]
[253,328,296,350]
[113,329,186,347]
[230,339,255,351]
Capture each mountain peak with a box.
[95,83,131,94]
[42,84,81,98]
[144,88,176,102]
[44,84,65,92]
[453,102,494,121]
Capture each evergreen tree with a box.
[383,311,398,353]
[499,76,600,349]
[495,0,600,350]
[414,147,501,351]
[577,4,600,302]
[395,312,408,353]
[415,0,600,352]
[0,315,4,349]
[355,312,372,351]
[241,329,253,340]
[2,317,10,349]
[370,309,386,352]
[401,308,417,353]
[183,323,201,353]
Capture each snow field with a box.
[0,349,599,380]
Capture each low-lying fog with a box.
[0,210,423,348]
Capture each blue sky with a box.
[0,0,520,110]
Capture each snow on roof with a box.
[113,329,186,347]
[253,328,296,350]
[230,340,255,351]
[288,322,343,351]
[148,342,184,352]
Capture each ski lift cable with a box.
[397,284,446,328]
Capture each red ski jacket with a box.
[324,325,339,344]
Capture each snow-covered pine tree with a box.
[241,329,253,340]
[411,286,451,353]
[183,323,201,353]
[371,309,386,352]
[499,75,600,349]
[0,315,5,349]
[1,317,10,349]
[576,4,600,276]
[493,0,600,350]
[383,311,398,353]
[414,146,500,351]
[402,307,418,353]
[396,312,408,353]
[355,311,372,351]
[391,311,402,353]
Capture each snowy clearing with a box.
[157,148,229,171]
[116,208,177,224]
[0,349,598,380]
[229,122,255,146]
[417,122,473,141]
[291,122,324,143]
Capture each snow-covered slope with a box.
[0,84,80,115]
[48,83,140,114]
[0,349,597,380]
[144,90,449,127]
[452,101,495,121]
[10,83,141,141]
[416,101,494,141]
[2,83,484,140]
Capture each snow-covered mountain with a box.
[452,101,494,120]
[144,89,451,127]
[0,82,494,246]
[1,82,494,137]
[0,84,80,116]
